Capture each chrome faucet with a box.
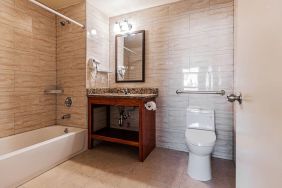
[123,88,129,95]
[64,128,69,133]
[62,114,71,119]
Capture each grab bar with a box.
[176,89,225,96]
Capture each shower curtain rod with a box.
[29,0,85,28]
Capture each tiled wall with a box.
[56,2,87,128]
[0,1,88,135]
[109,0,234,159]
[86,0,109,88]
[0,0,56,137]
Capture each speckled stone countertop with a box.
[87,88,158,99]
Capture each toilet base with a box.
[187,152,212,181]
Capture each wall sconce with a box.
[113,19,132,33]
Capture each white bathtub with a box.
[0,125,87,188]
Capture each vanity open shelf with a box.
[93,127,139,147]
[88,88,158,161]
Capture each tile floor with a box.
[20,143,235,188]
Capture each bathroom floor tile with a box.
[20,143,235,188]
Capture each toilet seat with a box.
[185,129,216,147]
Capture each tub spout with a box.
[64,128,69,133]
[62,114,71,119]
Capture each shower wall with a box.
[109,0,234,159]
[56,1,87,128]
[0,0,56,137]
[0,1,87,136]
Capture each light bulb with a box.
[120,20,129,32]
[113,22,120,33]
[90,29,97,36]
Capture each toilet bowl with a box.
[185,109,216,181]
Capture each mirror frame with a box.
[115,30,145,83]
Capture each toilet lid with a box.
[185,129,216,147]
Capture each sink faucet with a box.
[124,88,129,95]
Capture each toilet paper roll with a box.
[145,101,157,111]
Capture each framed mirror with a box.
[115,30,145,82]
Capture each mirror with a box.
[115,30,145,82]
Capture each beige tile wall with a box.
[0,0,57,137]
[56,2,87,128]
[86,0,109,88]
[109,0,234,159]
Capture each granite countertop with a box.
[87,88,158,99]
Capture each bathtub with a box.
[0,125,87,188]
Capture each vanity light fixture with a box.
[113,19,133,33]
[114,22,120,33]
[90,29,97,36]
[87,29,97,37]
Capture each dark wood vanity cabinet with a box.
[88,96,156,162]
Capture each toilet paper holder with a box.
[144,101,157,111]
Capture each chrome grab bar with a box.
[176,89,225,96]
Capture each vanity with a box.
[88,88,158,161]
[87,30,155,161]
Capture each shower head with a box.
[60,20,70,26]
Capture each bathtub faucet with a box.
[62,114,71,119]
[64,128,69,133]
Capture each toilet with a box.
[185,108,216,181]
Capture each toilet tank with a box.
[187,108,215,131]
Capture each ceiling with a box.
[37,0,84,10]
[90,0,181,17]
[37,0,181,16]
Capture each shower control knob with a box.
[65,97,72,107]
[227,93,242,104]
